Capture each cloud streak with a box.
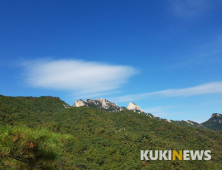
[22,59,138,96]
[168,0,212,18]
[113,82,222,102]
[169,35,222,69]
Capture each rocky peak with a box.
[100,98,118,109]
[211,113,221,118]
[72,98,120,112]
[201,113,222,130]
[72,99,87,107]
[72,98,145,114]
[210,113,222,124]
[127,102,143,112]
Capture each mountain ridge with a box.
[72,97,222,130]
[0,94,221,131]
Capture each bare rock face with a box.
[72,98,120,111]
[100,98,112,109]
[72,98,146,114]
[85,99,101,106]
[72,99,87,107]
[127,102,143,112]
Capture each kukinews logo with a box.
[141,150,211,161]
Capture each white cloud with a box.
[113,82,222,102]
[22,59,138,96]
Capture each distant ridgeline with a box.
[72,98,222,131]
[0,94,222,169]
[0,94,221,130]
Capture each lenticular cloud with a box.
[23,59,138,95]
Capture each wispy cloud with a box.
[22,59,138,97]
[169,35,222,69]
[168,0,212,18]
[112,82,222,102]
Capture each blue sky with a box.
[1,0,222,123]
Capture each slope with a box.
[0,95,222,169]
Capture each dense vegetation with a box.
[0,125,72,169]
[0,95,222,169]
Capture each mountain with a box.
[1,94,222,169]
[202,113,222,130]
[72,98,210,129]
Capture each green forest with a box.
[0,95,222,169]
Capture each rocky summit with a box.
[72,98,143,113]
[202,113,222,130]
[127,102,143,113]
[72,98,120,112]
[72,99,87,107]
[211,113,222,118]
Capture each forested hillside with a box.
[0,95,222,169]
